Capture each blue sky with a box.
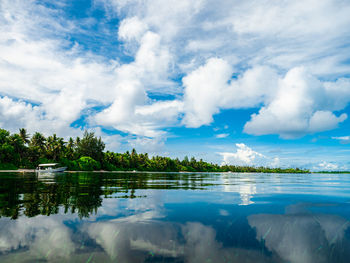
[1,0,350,170]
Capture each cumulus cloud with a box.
[244,67,349,138]
[315,161,339,171]
[93,31,179,137]
[219,143,266,166]
[182,58,278,128]
[0,96,83,138]
[181,60,350,139]
[218,143,283,168]
[118,16,148,42]
[182,58,232,127]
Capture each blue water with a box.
[0,172,349,262]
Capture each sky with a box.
[1,0,350,170]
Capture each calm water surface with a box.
[1,172,350,263]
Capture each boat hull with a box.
[36,167,67,174]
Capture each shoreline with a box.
[1,169,344,174]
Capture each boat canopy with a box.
[38,163,59,167]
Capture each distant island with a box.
[0,128,309,173]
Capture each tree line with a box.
[0,128,309,173]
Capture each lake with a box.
[0,172,350,263]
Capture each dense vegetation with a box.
[0,128,309,173]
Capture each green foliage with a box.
[0,163,17,170]
[60,158,79,171]
[77,156,101,171]
[19,128,30,144]
[30,132,46,150]
[0,129,20,165]
[76,131,105,162]
[102,161,118,171]
[46,134,65,161]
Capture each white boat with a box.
[36,163,67,174]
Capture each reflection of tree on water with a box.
[0,173,104,219]
[0,175,21,219]
[0,172,211,219]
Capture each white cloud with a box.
[182,58,232,128]
[216,133,229,139]
[182,58,278,128]
[219,143,265,166]
[332,136,350,144]
[316,161,339,171]
[244,67,349,138]
[93,31,179,137]
[219,143,283,167]
[0,96,83,138]
[127,136,166,154]
[118,16,148,41]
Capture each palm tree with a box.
[67,137,75,149]
[4,134,25,165]
[30,132,46,151]
[46,134,66,161]
[19,128,30,144]
[65,137,75,159]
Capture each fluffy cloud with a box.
[180,59,350,139]
[93,31,180,137]
[244,67,349,138]
[182,58,278,128]
[315,161,339,171]
[182,58,232,127]
[219,143,265,166]
[219,143,284,168]
[118,16,148,42]
[0,96,83,137]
